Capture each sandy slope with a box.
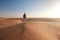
[0,19,23,40]
[0,19,22,28]
[0,19,60,40]
[22,21,60,40]
[0,23,24,40]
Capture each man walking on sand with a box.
[23,13,26,23]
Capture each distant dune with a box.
[0,18,60,40]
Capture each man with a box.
[23,13,26,23]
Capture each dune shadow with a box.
[0,23,25,40]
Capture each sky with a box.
[0,0,60,18]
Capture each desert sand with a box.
[23,21,60,40]
[0,18,60,40]
[0,19,23,40]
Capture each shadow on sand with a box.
[0,23,25,40]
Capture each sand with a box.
[23,21,60,40]
[0,18,60,40]
[0,19,23,40]
[0,19,22,28]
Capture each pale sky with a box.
[0,0,60,18]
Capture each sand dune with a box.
[0,19,22,28]
[0,18,60,40]
[0,19,23,40]
[23,21,60,40]
[0,23,24,40]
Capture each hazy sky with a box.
[0,0,60,18]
